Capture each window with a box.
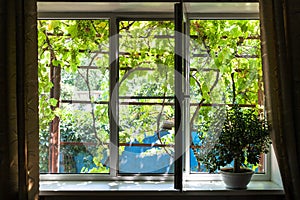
[118,20,175,174]
[38,20,110,174]
[186,19,268,180]
[38,2,272,186]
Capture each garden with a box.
[38,19,264,174]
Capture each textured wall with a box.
[0,0,38,199]
[0,1,20,199]
[284,1,300,198]
[2,0,300,199]
[285,0,300,147]
[260,0,300,199]
[24,1,39,199]
[0,0,10,198]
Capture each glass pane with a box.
[189,19,265,173]
[118,21,175,174]
[119,104,175,173]
[38,19,110,173]
[59,103,109,173]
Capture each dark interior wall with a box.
[285,0,300,150]
[40,196,284,200]
[0,0,39,200]
[284,1,300,198]
[0,1,20,199]
[1,0,300,199]
[0,0,10,198]
[37,1,299,198]
[39,192,285,200]
[24,0,39,199]
[260,0,300,199]
[36,0,259,2]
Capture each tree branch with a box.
[231,72,236,104]
[77,53,102,145]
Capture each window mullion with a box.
[109,16,119,177]
[174,2,184,191]
[183,16,191,181]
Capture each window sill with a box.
[184,180,283,192]
[40,180,284,196]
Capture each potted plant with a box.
[199,73,272,189]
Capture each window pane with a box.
[189,20,265,173]
[118,21,175,174]
[59,103,109,173]
[38,20,110,173]
[119,104,175,173]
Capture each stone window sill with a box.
[40,180,284,196]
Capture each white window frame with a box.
[38,1,273,184]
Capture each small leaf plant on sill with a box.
[199,72,272,189]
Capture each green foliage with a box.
[200,105,271,173]
[38,19,109,128]
[118,21,175,144]
[119,21,174,97]
[189,20,269,173]
[39,129,50,173]
[56,103,110,173]
[38,18,264,174]
[38,19,110,173]
[59,119,91,173]
[189,20,261,106]
[189,20,263,141]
